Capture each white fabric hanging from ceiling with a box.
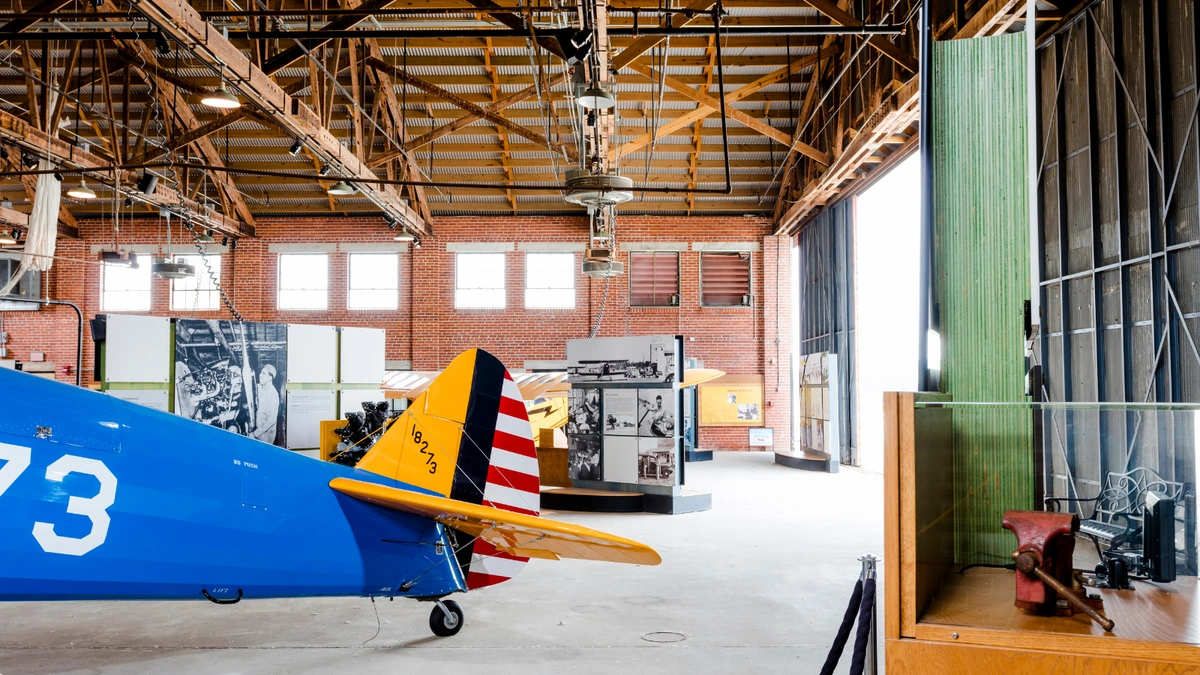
[0,159,61,296]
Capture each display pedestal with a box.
[774,450,838,472]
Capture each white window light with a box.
[347,252,399,310]
[170,254,222,311]
[101,254,153,312]
[278,253,329,310]
[455,252,505,309]
[525,252,575,308]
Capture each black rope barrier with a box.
[819,555,878,675]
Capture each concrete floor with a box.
[0,452,885,675]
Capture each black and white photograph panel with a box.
[603,388,637,435]
[566,335,677,384]
[638,437,676,486]
[637,388,676,438]
[174,319,288,447]
[566,387,601,436]
[737,403,761,421]
[568,435,602,482]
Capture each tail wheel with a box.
[429,600,464,637]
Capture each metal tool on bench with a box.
[1002,509,1115,632]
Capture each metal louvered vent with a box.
[629,252,680,307]
[700,252,751,307]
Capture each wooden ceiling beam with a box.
[259,0,394,74]
[801,0,918,73]
[365,56,576,161]
[132,0,424,233]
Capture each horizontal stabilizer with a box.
[330,478,661,566]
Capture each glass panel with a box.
[526,252,574,308]
[278,254,328,310]
[101,255,152,311]
[171,254,221,311]
[455,253,504,308]
[904,399,1198,642]
[348,253,398,310]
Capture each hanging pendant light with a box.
[327,180,355,196]
[66,178,96,200]
[0,228,17,246]
[201,81,241,110]
[392,229,415,242]
[195,230,216,244]
[577,86,617,110]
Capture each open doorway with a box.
[854,154,921,474]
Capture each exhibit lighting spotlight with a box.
[154,30,171,55]
[53,172,63,182]
[577,86,617,110]
[318,163,332,176]
[289,138,305,156]
[327,180,355,196]
[412,236,421,250]
[201,82,241,110]
[21,153,36,168]
[138,172,159,195]
[0,145,8,160]
[67,178,96,200]
[0,228,17,246]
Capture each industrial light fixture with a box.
[201,82,241,110]
[577,86,617,110]
[151,257,195,280]
[0,199,12,209]
[392,229,415,242]
[195,230,215,244]
[66,178,96,200]
[99,251,139,268]
[327,180,355,196]
[289,138,305,156]
[0,228,17,246]
[563,169,634,206]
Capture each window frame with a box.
[454,251,506,309]
[627,250,681,308]
[170,253,222,312]
[277,252,330,311]
[100,254,153,312]
[699,251,754,308]
[524,251,576,309]
[346,252,400,311]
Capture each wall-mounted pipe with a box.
[0,296,83,387]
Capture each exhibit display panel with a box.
[884,394,1199,674]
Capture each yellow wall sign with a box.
[699,375,765,426]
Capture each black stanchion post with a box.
[858,554,878,675]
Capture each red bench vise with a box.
[1002,509,1114,631]
[1001,509,1078,611]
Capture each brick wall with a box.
[2,215,791,451]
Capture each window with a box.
[171,254,221,311]
[101,255,152,311]
[278,253,329,310]
[455,252,505,308]
[347,253,399,310]
[701,251,752,307]
[628,251,679,307]
[525,252,575,308]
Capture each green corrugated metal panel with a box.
[932,33,1033,565]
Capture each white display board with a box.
[339,327,386,384]
[286,390,338,449]
[287,324,338,383]
[603,436,639,484]
[108,388,170,412]
[106,314,171,383]
[340,388,385,418]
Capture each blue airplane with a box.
[0,348,659,636]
